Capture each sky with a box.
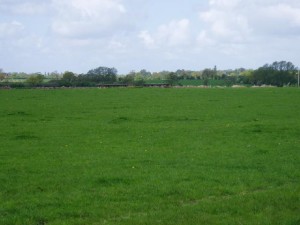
[1,0,300,74]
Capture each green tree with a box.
[26,74,45,86]
[252,61,297,86]
[86,66,117,83]
[62,71,76,83]
[139,69,151,79]
[58,71,77,87]
[213,65,217,79]
[0,69,6,81]
[134,73,145,86]
[202,68,215,80]
[191,71,201,79]
[239,70,254,84]
[167,72,179,86]
[121,72,135,85]
[49,71,61,80]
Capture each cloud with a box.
[13,2,47,14]
[199,0,300,39]
[138,30,155,48]
[0,21,24,39]
[51,0,129,39]
[139,19,190,48]
[266,4,300,26]
[201,10,251,42]
[1,0,300,73]
[199,1,252,43]
[192,0,300,68]
[209,0,241,9]
[253,3,300,36]
[196,31,215,47]
[0,0,48,15]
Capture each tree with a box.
[167,72,179,86]
[121,72,135,85]
[134,73,145,86]
[239,69,254,84]
[86,66,117,83]
[49,71,61,80]
[213,65,218,79]
[202,68,215,80]
[62,71,76,83]
[26,74,45,86]
[0,69,5,81]
[58,71,77,86]
[252,61,297,86]
[175,69,185,79]
[139,69,151,79]
[191,71,201,79]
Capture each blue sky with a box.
[1,0,300,74]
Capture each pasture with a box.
[0,88,299,225]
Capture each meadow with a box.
[0,87,299,225]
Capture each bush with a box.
[9,82,27,88]
[26,74,44,87]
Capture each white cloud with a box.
[193,0,300,68]
[1,0,300,73]
[51,0,129,39]
[199,5,251,44]
[138,30,155,48]
[13,2,47,14]
[254,3,300,35]
[266,4,300,26]
[196,31,215,47]
[209,0,241,9]
[0,0,48,14]
[158,19,190,46]
[200,0,300,39]
[0,21,24,39]
[139,19,190,48]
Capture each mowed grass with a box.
[0,88,299,225]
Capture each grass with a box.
[0,87,300,225]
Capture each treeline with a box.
[0,61,298,88]
[0,67,118,88]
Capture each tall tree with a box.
[202,68,215,79]
[62,71,76,83]
[26,74,45,86]
[167,72,179,86]
[0,69,5,81]
[85,66,117,83]
[252,61,297,86]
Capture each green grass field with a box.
[0,88,300,225]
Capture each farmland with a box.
[0,88,300,225]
